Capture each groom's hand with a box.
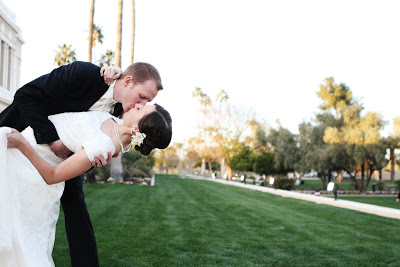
[49,140,72,158]
[100,66,122,85]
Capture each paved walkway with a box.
[180,174,400,220]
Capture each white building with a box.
[0,0,23,111]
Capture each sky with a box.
[3,0,400,143]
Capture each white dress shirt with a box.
[89,81,117,113]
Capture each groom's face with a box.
[120,78,158,112]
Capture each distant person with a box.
[397,191,400,202]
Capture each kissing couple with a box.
[0,61,172,266]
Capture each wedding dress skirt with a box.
[0,111,120,267]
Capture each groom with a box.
[0,61,163,266]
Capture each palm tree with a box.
[110,0,124,183]
[216,89,229,103]
[131,0,135,64]
[54,44,76,66]
[115,0,123,67]
[88,24,105,62]
[99,50,115,67]
[88,0,95,62]
[92,25,104,48]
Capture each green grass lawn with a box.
[53,175,400,266]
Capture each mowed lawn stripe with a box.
[53,175,400,266]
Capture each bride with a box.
[0,103,172,266]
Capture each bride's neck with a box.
[116,124,132,148]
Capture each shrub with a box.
[275,175,295,190]
[377,180,386,191]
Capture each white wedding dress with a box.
[0,111,122,267]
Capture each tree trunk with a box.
[390,148,395,181]
[337,172,342,183]
[88,0,95,62]
[110,154,123,183]
[321,177,327,190]
[131,0,135,64]
[226,165,232,180]
[220,158,225,179]
[350,176,359,191]
[109,0,123,179]
[359,164,365,192]
[349,168,360,192]
[365,164,374,193]
[115,0,123,67]
[319,172,327,190]
[361,164,365,181]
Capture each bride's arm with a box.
[6,128,111,185]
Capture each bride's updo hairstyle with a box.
[134,104,172,156]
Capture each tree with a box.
[383,117,400,181]
[92,25,104,48]
[99,50,115,67]
[154,146,180,173]
[253,152,276,176]
[324,104,387,192]
[109,0,124,180]
[184,147,201,169]
[88,0,95,62]
[314,77,387,192]
[297,114,346,189]
[192,87,254,178]
[115,0,123,66]
[122,150,155,178]
[267,126,299,173]
[88,24,104,63]
[317,77,353,119]
[229,143,255,172]
[154,149,166,172]
[131,0,135,64]
[383,136,399,181]
[247,119,270,153]
[54,44,76,66]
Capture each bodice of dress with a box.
[22,111,123,165]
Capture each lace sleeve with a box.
[82,132,116,162]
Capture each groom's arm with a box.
[13,62,101,145]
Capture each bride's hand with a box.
[6,128,28,149]
[100,66,122,85]
[91,152,112,168]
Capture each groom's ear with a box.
[124,76,133,86]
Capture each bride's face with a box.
[123,104,156,127]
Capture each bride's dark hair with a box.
[134,104,172,156]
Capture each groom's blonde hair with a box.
[121,62,163,90]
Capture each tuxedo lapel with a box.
[112,103,123,117]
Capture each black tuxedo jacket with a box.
[0,61,122,144]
